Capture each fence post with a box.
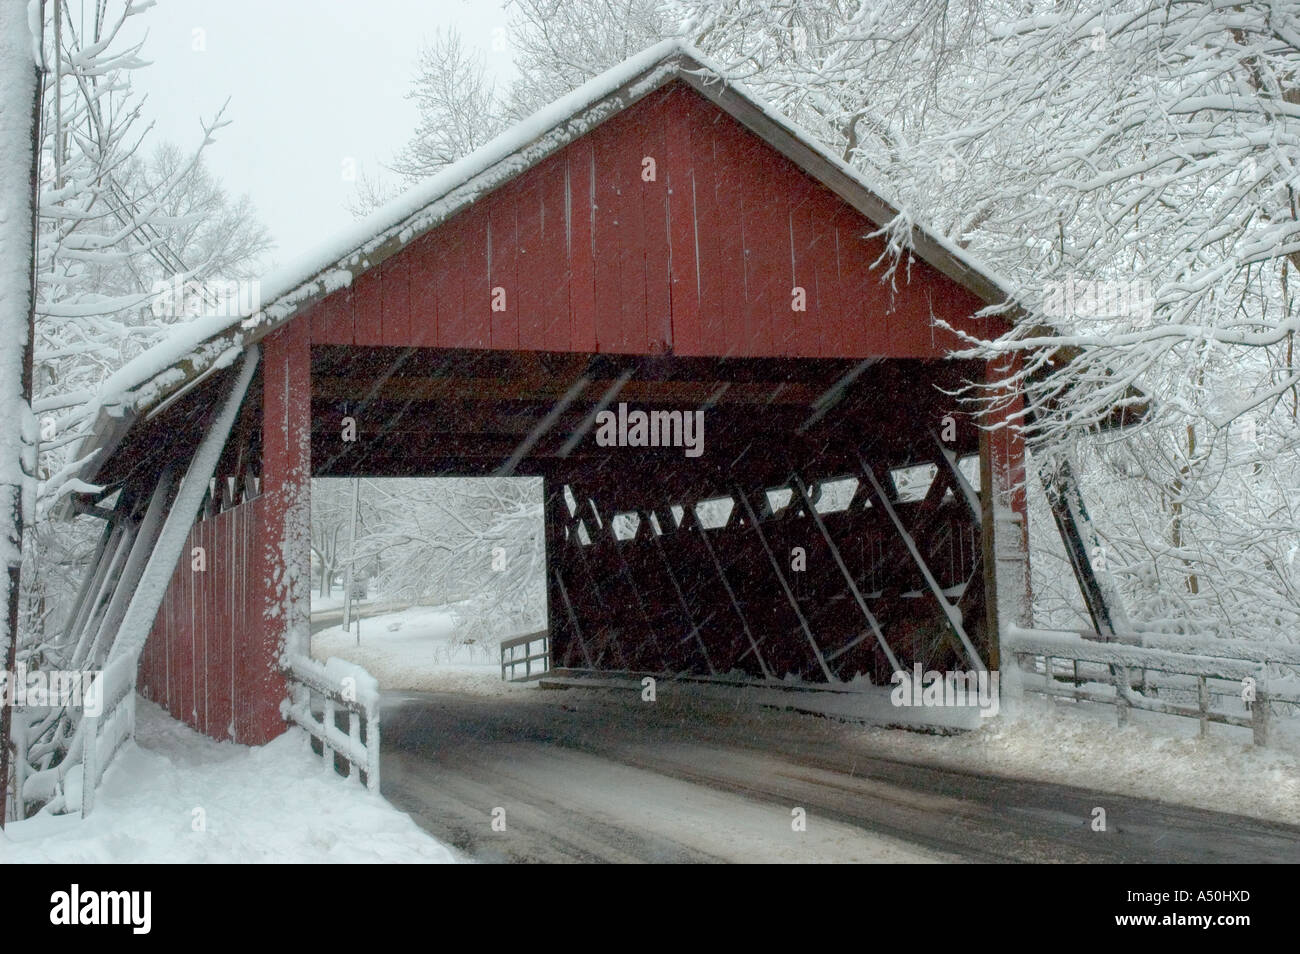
[322,697,335,773]
[1198,675,1208,738]
[12,713,26,821]
[365,710,380,792]
[1252,688,1269,747]
[1114,665,1131,727]
[80,711,99,818]
[348,710,361,783]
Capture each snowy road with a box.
[309,600,411,635]
[380,687,1300,863]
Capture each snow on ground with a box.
[311,591,350,613]
[312,604,529,696]
[311,605,1300,826]
[0,698,461,863]
[845,694,1300,827]
[644,679,1300,827]
[311,590,388,613]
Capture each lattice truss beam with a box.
[546,441,990,686]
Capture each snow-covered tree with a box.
[34,1,271,509]
[0,0,40,827]
[350,0,1300,645]
[312,478,356,599]
[22,1,270,649]
[325,477,545,646]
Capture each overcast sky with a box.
[123,0,517,272]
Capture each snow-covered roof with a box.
[68,38,1020,497]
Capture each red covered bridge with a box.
[53,42,1118,768]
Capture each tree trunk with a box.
[0,4,40,827]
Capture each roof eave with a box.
[64,41,1022,502]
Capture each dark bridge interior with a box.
[307,346,992,685]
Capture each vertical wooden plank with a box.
[711,113,747,358]
[237,499,256,741]
[206,512,220,736]
[192,518,202,731]
[142,586,157,701]
[590,121,624,352]
[305,302,325,347]
[381,257,412,346]
[196,515,206,733]
[464,203,493,348]
[434,213,470,348]
[489,195,520,349]
[743,136,783,356]
[142,581,156,702]
[139,611,151,701]
[826,203,862,358]
[516,164,548,350]
[535,155,571,350]
[233,500,247,740]
[687,96,724,357]
[177,538,187,714]
[162,561,174,711]
[785,173,820,358]
[312,291,353,346]
[808,186,844,360]
[615,108,648,353]
[567,139,598,352]
[352,268,384,347]
[836,209,879,357]
[928,275,987,358]
[665,87,703,355]
[883,236,934,358]
[642,88,675,355]
[405,232,439,347]
[208,509,228,739]
[177,523,191,731]
[737,130,763,356]
[233,502,246,738]
[206,510,219,737]
[220,508,233,736]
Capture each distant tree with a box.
[343,477,545,646]
[26,0,271,651]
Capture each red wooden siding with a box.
[138,497,277,744]
[307,81,995,358]
[138,327,309,747]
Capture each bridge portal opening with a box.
[310,345,997,687]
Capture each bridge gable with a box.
[304,81,996,359]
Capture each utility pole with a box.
[342,476,360,642]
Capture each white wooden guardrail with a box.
[17,650,139,817]
[1004,626,1300,745]
[283,656,380,791]
[500,630,550,682]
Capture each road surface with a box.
[380,685,1300,863]
[309,600,410,635]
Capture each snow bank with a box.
[311,606,527,696]
[542,674,1300,825]
[0,698,460,863]
[851,694,1300,827]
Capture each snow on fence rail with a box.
[77,651,138,816]
[16,649,138,818]
[500,630,550,682]
[282,655,380,790]
[1004,626,1300,746]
